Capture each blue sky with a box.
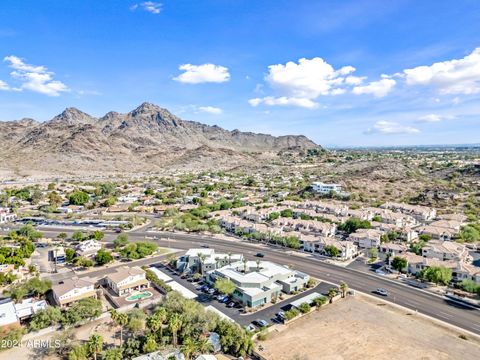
[0,0,479,146]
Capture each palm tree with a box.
[327,288,338,303]
[256,259,261,271]
[103,347,123,360]
[169,313,183,347]
[110,310,128,347]
[228,252,232,265]
[339,282,348,298]
[147,308,167,339]
[242,258,248,273]
[87,334,103,360]
[196,337,213,354]
[181,337,197,360]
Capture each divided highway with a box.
[6,226,480,335]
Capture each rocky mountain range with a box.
[0,102,319,176]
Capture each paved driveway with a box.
[154,263,335,327]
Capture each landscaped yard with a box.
[256,295,480,360]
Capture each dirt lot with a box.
[256,295,480,360]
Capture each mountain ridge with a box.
[0,102,320,175]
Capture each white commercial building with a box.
[311,182,343,195]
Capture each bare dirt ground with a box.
[256,295,480,360]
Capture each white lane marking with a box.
[472,324,480,330]
[438,311,452,319]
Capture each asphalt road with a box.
[139,231,480,335]
[3,226,480,335]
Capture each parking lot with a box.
[154,262,335,327]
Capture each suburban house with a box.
[52,277,97,307]
[207,260,310,308]
[380,202,437,221]
[0,207,16,223]
[418,225,455,241]
[0,298,19,328]
[348,229,384,249]
[296,233,358,260]
[176,248,244,274]
[421,240,471,262]
[14,298,48,321]
[75,239,102,258]
[373,209,417,227]
[452,262,480,284]
[379,243,408,261]
[429,220,462,233]
[105,266,149,296]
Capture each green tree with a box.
[339,282,348,298]
[338,218,371,233]
[87,334,103,360]
[113,234,129,248]
[420,266,452,285]
[214,278,236,295]
[103,347,123,360]
[181,337,199,360]
[298,302,311,314]
[391,256,408,272]
[68,344,88,360]
[142,334,158,353]
[29,306,64,331]
[323,245,340,257]
[313,296,328,309]
[110,310,128,347]
[72,230,85,242]
[69,191,90,205]
[95,248,113,265]
[169,313,183,346]
[91,230,104,241]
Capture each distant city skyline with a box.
[0,0,479,146]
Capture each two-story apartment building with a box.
[348,229,384,249]
[207,260,309,308]
[176,248,244,275]
[421,240,471,262]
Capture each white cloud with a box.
[365,120,420,135]
[264,57,355,99]
[352,77,396,97]
[0,80,10,91]
[131,2,162,14]
[3,55,69,96]
[198,106,223,115]
[416,114,455,123]
[248,96,319,109]
[403,48,480,94]
[174,63,230,84]
[249,57,388,109]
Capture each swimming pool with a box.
[125,291,153,302]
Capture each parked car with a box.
[217,294,226,301]
[208,288,216,295]
[255,252,265,258]
[227,301,236,308]
[253,319,269,327]
[245,324,256,332]
[374,288,389,296]
[201,244,210,248]
[276,311,286,320]
[196,285,204,291]
[221,296,230,303]
[375,269,386,276]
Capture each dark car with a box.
[253,319,269,327]
[255,252,265,258]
